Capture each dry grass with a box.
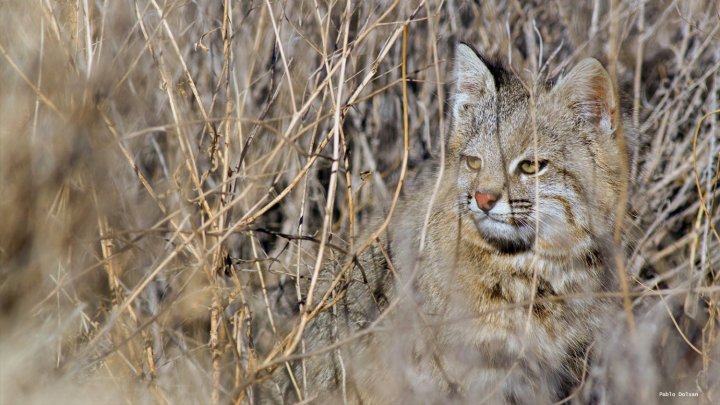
[0,0,718,404]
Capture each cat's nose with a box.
[475,191,500,213]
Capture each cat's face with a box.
[449,44,626,258]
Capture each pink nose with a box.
[475,191,500,212]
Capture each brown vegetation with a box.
[0,1,718,403]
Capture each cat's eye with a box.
[518,159,548,175]
[465,156,483,171]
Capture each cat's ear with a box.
[453,43,496,116]
[553,58,617,134]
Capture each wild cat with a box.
[271,43,632,404]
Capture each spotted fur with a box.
[272,43,633,404]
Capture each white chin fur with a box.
[477,217,528,240]
[466,199,535,249]
[468,197,576,249]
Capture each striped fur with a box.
[273,43,633,404]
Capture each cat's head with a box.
[448,43,629,258]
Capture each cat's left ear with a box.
[453,43,496,120]
[552,58,617,134]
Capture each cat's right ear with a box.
[453,43,496,117]
[552,58,617,135]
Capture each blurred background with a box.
[0,0,718,403]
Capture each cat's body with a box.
[270,43,632,404]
